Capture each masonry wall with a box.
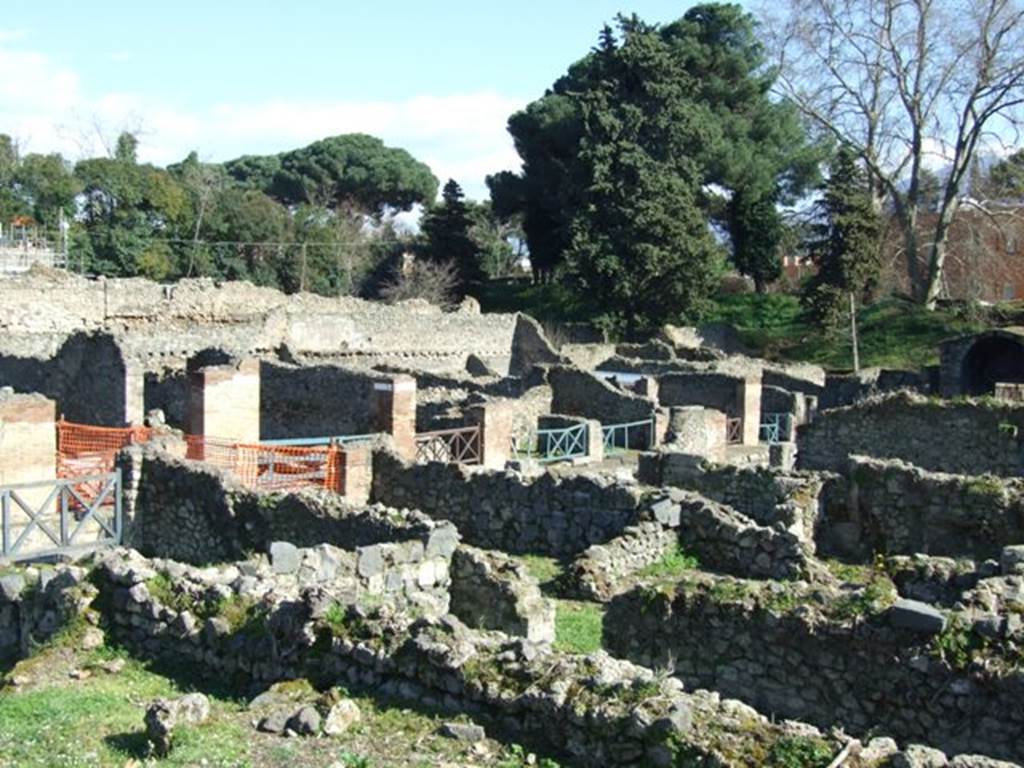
[0,566,94,663]
[260,362,377,440]
[605,582,1024,762]
[120,448,458,566]
[91,548,810,768]
[832,456,1024,560]
[0,332,138,426]
[547,365,656,425]
[370,450,645,557]
[797,392,1024,476]
[0,273,518,378]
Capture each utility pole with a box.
[849,291,860,373]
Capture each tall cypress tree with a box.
[564,19,721,334]
[420,179,483,295]
[802,146,882,328]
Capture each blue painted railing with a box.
[759,413,793,445]
[511,423,589,463]
[602,417,656,455]
[259,433,380,448]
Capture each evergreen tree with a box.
[564,20,721,333]
[728,187,784,293]
[420,179,483,295]
[802,146,882,328]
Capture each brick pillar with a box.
[654,407,670,446]
[373,375,417,461]
[340,444,372,504]
[468,400,515,470]
[124,362,147,426]
[736,375,762,446]
[586,419,605,463]
[187,358,260,443]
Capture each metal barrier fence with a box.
[602,418,656,455]
[511,423,589,463]
[1,471,122,561]
[260,433,380,448]
[414,426,482,465]
[759,413,793,445]
[726,417,743,445]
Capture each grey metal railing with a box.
[1,471,122,561]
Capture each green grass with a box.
[553,600,604,655]
[636,543,700,580]
[0,652,252,767]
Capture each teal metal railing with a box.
[601,417,656,455]
[759,413,793,445]
[511,423,589,463]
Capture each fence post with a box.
[114,468,123,545]
[60,481,69,546]
[1,490,8,557]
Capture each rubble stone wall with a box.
[798,392,1024,476]
[605,581,1024,763]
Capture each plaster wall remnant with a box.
[186,358,260,444]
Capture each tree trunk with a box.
[849,291,860,374]
[923,199,960,310]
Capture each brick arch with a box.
[962,333,1024,395]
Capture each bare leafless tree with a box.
[379,258,460,309]
[761,0,1024,308]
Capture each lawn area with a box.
[0,642,561,768]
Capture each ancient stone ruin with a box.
[2,271,1023,766]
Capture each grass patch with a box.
[0,653,251,767]
[636,543,699,580]
[764,734,835,768]
[553,600,604,655]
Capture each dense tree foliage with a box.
[224,134,438,216]
[802,147,882,328]
[0,131,436,298]
[419,179,483,294]
[491,3,820,309]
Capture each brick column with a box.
[736,375,762,446]
[468,400,515,470]
[586,419,605,463]
[340,444,372,504]
[373,375,417,461]
[187,358,260,443]
[123,362,147,427]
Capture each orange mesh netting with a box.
[185,437,344,493]
[56,419,153,477]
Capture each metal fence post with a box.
[114,468,123,544]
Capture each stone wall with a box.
[605,578,1024,763]
[0,565,94,663]
[819,368,930,410]
[0,272,518,380]
[91,548,836,768]
[835,456,1024,560]
[568,522,677,602]
[0,332,139,426]
[260,362,378,439]
[448,545,555,642]
[638,455,821,547]
[547,365,656,425]
[120,447,459,567]
[797,392,1024,476]
[371,450,645,557]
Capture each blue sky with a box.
[0,1,739,200]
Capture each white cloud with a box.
[0,38,526,200]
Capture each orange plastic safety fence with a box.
[185,436,344,494]
[56,419,153,477]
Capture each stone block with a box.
[1000,545,1024,575]
[888,599,947,635]
[269,542,300,575]
[0,574,25,602]
[649,497,681,528]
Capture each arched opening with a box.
[961,335,1024,395]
